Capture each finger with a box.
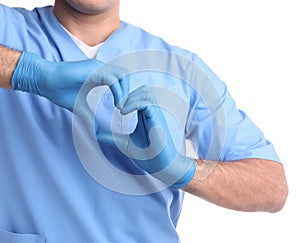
[96,130,131,156]
[109,66,130,109]
[86,62,116,85]
[118,72,130,108]
[89,68,125,109]
[121,86,157,115]
[109,65,130,96]
[130,110,168,161]
[86,63,130,109]
[74,98,99,138]
[119,73,130,98]
[139,106,169,135]
[121,100,154,115]
[101,67,129,109]
[130,111,150,147]
[109,81,127,109]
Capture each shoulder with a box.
[0,5,53,35]
[0,4,51,21]
[120,21,195,59]
[0,5,65,59]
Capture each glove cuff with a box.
[11,52,43,94]
[172,158,196,189]
[151,156,197,189]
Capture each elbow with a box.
[254,160,289,213]
[268,166,289,213]
[269,181,289,213]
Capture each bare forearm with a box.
[0,45,21,89]
[183,158,288,213]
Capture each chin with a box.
[66,0,118,15]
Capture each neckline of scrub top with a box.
[60,24,103,59]
[95,21,130,62]
[47,6,127,62]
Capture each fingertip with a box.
[115,95,128,110]
[120,74,130,95]
[142,106,155,119]
[120,106,130,116]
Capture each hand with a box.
[97,86,196,189]
[12,51,129,135]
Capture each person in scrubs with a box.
[0,0,288,242]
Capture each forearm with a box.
[183,158,288,213]
[0,45,21,89]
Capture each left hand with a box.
[97,85,196,189]
[12,52,129,136]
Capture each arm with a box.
[97,86,288,212]
[183,158,288,213]
[181,54,289,212]
[0,45,21,88]
[0,45,129,136]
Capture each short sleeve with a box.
[0,4,28,48]
[185,54,280,162]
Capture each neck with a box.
[53,1,120,46]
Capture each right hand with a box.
[97,86,196,188]
[12,51,129,135]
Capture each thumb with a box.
[96,128,167,162]
[73,83,99,138]
[96,131,130,152]
[73,98,99,138]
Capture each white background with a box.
[1,0,299,242]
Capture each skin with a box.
[0,46,20,89]
[184,159,288,212]
[53,0,121,46]
[0,0,288,212]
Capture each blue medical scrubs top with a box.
[0,5,280,243]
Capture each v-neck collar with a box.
[47,7,128,62]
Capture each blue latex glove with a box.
[12,51,129,135]
[97,86,196,189]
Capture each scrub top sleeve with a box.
[0,5,28,49]
[185,53,280,163]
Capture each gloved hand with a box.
[97,85,196,189]
[12,51,129,135]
